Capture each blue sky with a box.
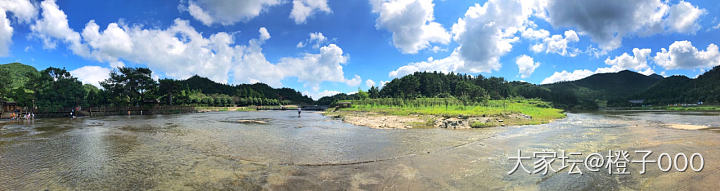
[0,0,718,99]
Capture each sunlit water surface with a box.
[1,111,719,190]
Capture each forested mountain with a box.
[178,75,313,104]
[631,65,720,104]
[541,70,664,109]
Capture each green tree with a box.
[28,67,87,112]
[101,67,158,106]
[0,68,10,99]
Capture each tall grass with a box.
[341,98,565,123]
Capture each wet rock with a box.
[436,118,471,129]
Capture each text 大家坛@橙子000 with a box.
[507,150,704,175]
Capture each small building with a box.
[1,99,20,118]
[335,102,352,108]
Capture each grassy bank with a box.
[332,98,565,127]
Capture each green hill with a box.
[631,65,720,104]
[179,75,313,104]
[0,62,39,91]
[542,70,663,109]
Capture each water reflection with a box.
[1,111,719,190]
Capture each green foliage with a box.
[101,67,158,106]
[0,63,39,93]
[356,88,369,100]
[633,66,720,105]
[470,122,493,128]
[343,98,565,124]
[542,70,665,109]
[27,67,87,111]
[320,71,546,107]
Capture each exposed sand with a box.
[330,111,425,129]
[665,124,709,130]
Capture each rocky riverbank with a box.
[324,111,535,129]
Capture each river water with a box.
[1,111,719,190]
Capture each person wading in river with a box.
[297,107,302,117]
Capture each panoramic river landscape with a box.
[1,111,718,190]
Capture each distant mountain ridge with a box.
[544,66,720,108]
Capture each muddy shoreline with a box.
[323,110,536,129]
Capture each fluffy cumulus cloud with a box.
[30,0,360,91]
[277,43,360,90]
[297,32,328,49]
[450,0,543,73]
[540,69,594,84]
[665,1,705,33]
[390,0,540,77]
[389,51,464,77]
[545,0,705,50]
[529,30,580,57]
[290,0,331,24]
[604,48,653,75]
[70,66,111,88]
[515,55,540,78]
[654,41,720,70]
[30,0,88,56]
[365,79,375,87]
[0,0,36,56]
[371,0,450,54]
[541,48,654,84]
[185,0,281,26]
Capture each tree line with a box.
[0,63,313,112]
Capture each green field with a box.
[338,98,565,125]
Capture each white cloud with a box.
[389,51,465,77]
[276,43,359,90]
[450,0,539,73]
[70,66,111,88]
[545,0,705,50]
[604,48,653,75]
[0,11,12,57]
[529,30,580,57]
[0,0,36,56]
[390,0,541,77]
[0,0,36,23]
[258,27,271,41]
[379,80,389,89]
[542,48,657,84]
[33,1,361,92]
[654,41,720,70]
[665,1,705,33]
[371,0,450,54]
[184,0,281,26]
[515,55,540,78]
[521,27,549,40]
[297,32,328,49]
[290,0,331,24]
[541,69,594,84]
[30,0,88,56]
[713,22,720,30]
[365,79,375,87]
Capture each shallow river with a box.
[1,111,719,190]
